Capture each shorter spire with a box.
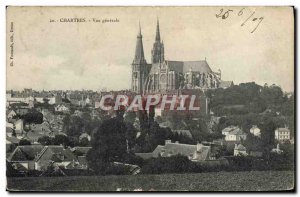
[138,21,142,37]
[155,18,160,41]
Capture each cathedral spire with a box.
[151,18,164,64]
[155,18,160,42]
[134,22,146,64]
[138,21,142,37]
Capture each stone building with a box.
[275,127,291,142]
[131,20,228,94]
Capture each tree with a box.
[125,122,138,151]
[141,155,195,174]
[23,110,43,125]
[79,137,90,147]
[62,114,71,131]
[19,139,31,145]
[65,115,84,139]
[124,111,137,123]
[243,134,263,152]
[155,116,163,123]
[259,116,276,157]
[86,116,128,174]
[280,94,294,116]
[52,134,70,146]
[38,136,52,145]
[81,112,92,133]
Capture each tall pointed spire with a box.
[133,22,146,64]
[155,18,160,41]
[151,18,164,64]
[138,20,142,37]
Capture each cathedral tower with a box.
[151,19,164,64]
[132,23,149,94]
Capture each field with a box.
[7,171,294,192]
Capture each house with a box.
[23,131,45,143]
[14,119,25,138]
[219,81,234,89]
[212,139,225,146]
[6,126,14,137]
[85,96,90,105]
[70,147,91,157]
[7,109,17,120]
[69,147,92,169]
[172,130,193,139]
[191,143,216,161]
[21,121,54,143]
[234,144,247,156]
[7,144,44,170]
[275,127,290,142]
[222,126,247,142]
[8,145,88,172]
[250,125,261,137]
[6,136,20,153]
[15,119,24,131]
[54,104,70,113]
[158,140,197,159]
[33,94,62,105]
[14,108,30,116]
[6,136,20,144]
[30,121,52,134]
[35,145,77,171]
[6,121,14,129]
[43,112,65,133]
[136,140,216,161]
[68,93,83,106]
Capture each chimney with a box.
[234,144,238,149]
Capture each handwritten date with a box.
[216,8,264,33]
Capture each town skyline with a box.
[6,7,294,92]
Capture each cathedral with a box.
[131,20,228,94]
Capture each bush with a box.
[141,155,196,174]
[104,164,133,175]
[18,139,31,145]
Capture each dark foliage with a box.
[207,83,292,116]
[37,136,52,145]
[23,109,43,124]
[79,137,90,147]
[18,139,31,145]
[86,116,128,175]
[52,134,71,146]
[141,155,196,174]
[140,153,294,175]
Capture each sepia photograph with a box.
[5,6,295,191]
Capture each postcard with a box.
[6,6,294,192]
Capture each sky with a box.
[6,6,294,92]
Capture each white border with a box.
[0,0,298,196]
